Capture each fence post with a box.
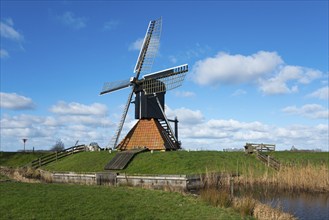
[39,158,41,168]
[230,176,234,198]
[267,155,270,167]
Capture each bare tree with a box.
[51,139,65,152]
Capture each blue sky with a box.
[1,1,328,151]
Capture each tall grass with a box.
[237,163,329,192]
[200,187,296,219]
[253,201,296,220]
[200,188,232,208]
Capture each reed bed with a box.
[237,163,329,192]
[200,187,296,219]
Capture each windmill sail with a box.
[134,17,162,78]
[100,78,133,95]
[106,87,134,149]
[142,64,188,94]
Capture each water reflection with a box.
[233,186,329,220]
[260,193,329,220]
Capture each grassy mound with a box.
[123,151,268,175]
[2,150,328,175]
[44,151,117,172]
[40,151,269,175]
[0,182,245,220]
[0,152,50,168]
[272,151,329,166]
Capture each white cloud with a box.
[0,92,35,110]
[103,20,119,31]
[0,49,9,58]
[259,66,321,94]
[166,106,204,125]
[165,106,328,151]
[307,86,329,100]
[192,51,283,85]
[57,11,87,30]
[1,103,328,151]
[282,104,329,119]
[129,38,144,51]
[0,19,24,41]
[49,101,108,116]
[173,90,196,98]
[0,101,115,151]
[192,51,322,95]
[56,115,112,127]
[282,104,328,119]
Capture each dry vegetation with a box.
[200,187,296,220]
[237,163,329,192]
[0,166,53,183]
[199,163,329,220]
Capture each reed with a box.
[253,201,296,220]
[200,187,296,219]
[274,163,329,192]
[232,196,256,217]
[200,187,232,208]
[236,163,329,192]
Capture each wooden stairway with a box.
[256,152,281,170]
[104,148,148,170]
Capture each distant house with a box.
[86,142,101,151]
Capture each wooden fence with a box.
[29,145,86,169]
[257,152,281,170]
[245,143,275,154]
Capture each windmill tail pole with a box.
[168,117,179,141]
[174,117,178,141]
[154,94,178,143]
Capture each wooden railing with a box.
[28,145,86,169]
[257,152,280,171]
[245,143,275,154]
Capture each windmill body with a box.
[134,89,165,120]
[100,18,188,151]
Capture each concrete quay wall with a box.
[49,172,204,191]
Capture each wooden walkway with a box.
[244,143,280,170]
[104,148,148,170]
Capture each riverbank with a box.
[1,151,328,219]
[235,163,329,193]
[200,187,296,220]
[0,180,245,220]
[0,166,302,219]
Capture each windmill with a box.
[100,17,188,151]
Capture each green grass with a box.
[271,151,329,166]
[0,152,50,168]
[123,151,268,175]
[44,151,117,172]
[41,151,269,175]
[3,150,328,175]
[0,173,11,181]
[0,182,245,220]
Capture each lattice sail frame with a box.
[100,78,133,95]
[142,64,188,94]
[134,17,162,77]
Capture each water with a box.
[260,192,329,220]
[233,186,329,220]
